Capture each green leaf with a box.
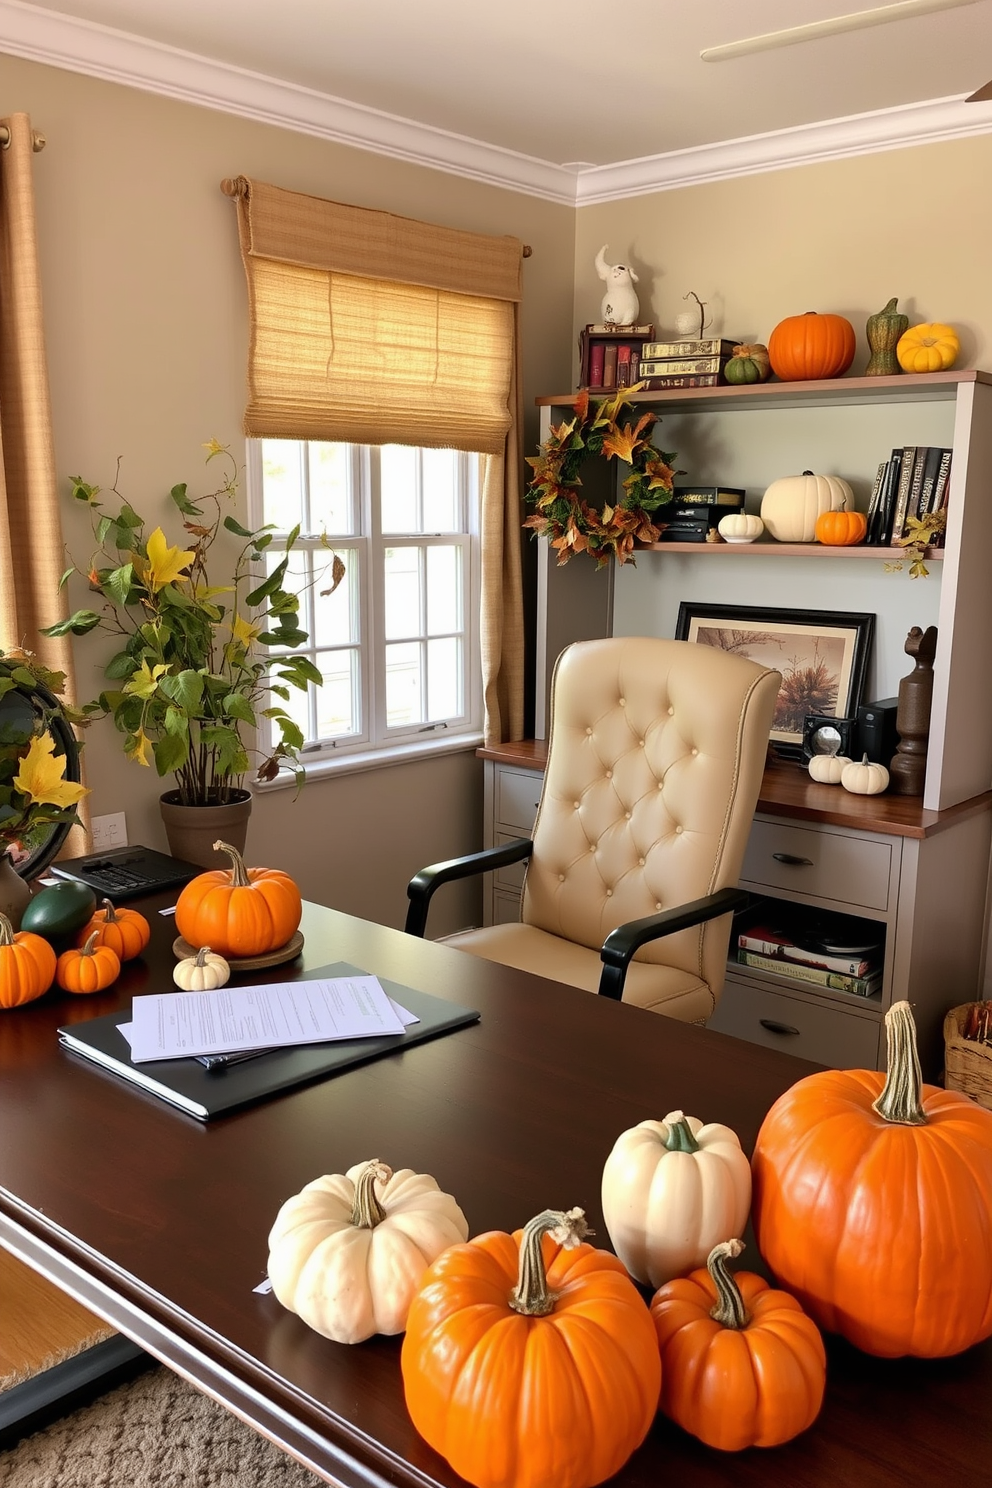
[158,669,204,712]
[223,515,254,538]
[251,533,273,552]
[95,515,114,546]
[69,476,101,504]
[246,558,288,607]
[276,655,323,687]
[222,692,255,723]
[41,609,101,637]
[58,565,75,592]
[269,684,290,701]
[274,717,305,751]
[169,482,201,516]
[285,523,301,550]
[258,627,308,649]
[153,732,189,777]
[164,706,189,737]
[105,563,135,606]
[105,650,139,680]
[116,504,144,529]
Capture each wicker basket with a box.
[943,1003,992,1111]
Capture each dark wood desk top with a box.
[0,898,988,1486]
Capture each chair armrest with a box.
[597,887,751,1001]
[405,838,534,937]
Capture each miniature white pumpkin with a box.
[267,1159,469,1343]
[718,512,764,544]
[760,470,853,543]
[600,1110,751,1289]
[808,754,851,785]
[173,946,230,990]
[841,754,890,796]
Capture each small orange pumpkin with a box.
[78,898,151,961]
[768,311,856,381]
[175,840,302,959]
[650,1239,826,1451]
[0,909,57,1009]
[56,931,120,994]
[815,508,867,546]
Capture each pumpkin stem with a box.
[664,1111,700,1154]
[195,946,210,966]
[0,911,14,948]
[509,1207,591,1317]
[212,840,252,888]
[78,931,100,957]
[707,1239,750,1330]
[351,1160,391,1228]
[101,898,120,923]
[872,1000,928,1125]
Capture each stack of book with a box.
[865,444,952,546]
[659,485,746,543]
[639,337,738,389]
[736,919,883,998]
[580,325,654,390]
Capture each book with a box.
[737,923,877,977]
[933,448,953,513]
[58,963,480,1120]
[657,526,711,543]
[871,453,902,546]
[864,460,888,545]
[602,343,618,387]
[904,446,930,528]
[586,323,654,336]
[889,445,917,543]
[920,446,951,516]
[673,485,746,507]
[615,343,632,388]
[642,374,723,389]
[667,502,740,523]
[641,338,737,359]
[587,342,605,388]
[737,949,882,998]
[640,356,728,376]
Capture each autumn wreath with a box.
[524,388,678,566]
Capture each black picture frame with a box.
[675,603,875,758]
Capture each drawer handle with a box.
[760,1018,801,1037]
[771,852,814,867]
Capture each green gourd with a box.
[725,344,771,385]
[21,881,97,942]
[865,298,909,377]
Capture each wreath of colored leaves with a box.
[524,388,678,567]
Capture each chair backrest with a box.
[522,636,781,997]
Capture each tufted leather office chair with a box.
[406,636,781,1021]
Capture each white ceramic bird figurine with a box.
[595,245,640,326]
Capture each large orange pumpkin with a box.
[752,1000,992,1357]
[0,910,57,1009]
[651,1239,826,1451]
[401,1207,661,1488]
[768,311,856,381]
[78,898,151,961]
[174,840,302,958]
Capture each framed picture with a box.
[675,603,875,756]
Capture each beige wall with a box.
[0,54,575,932]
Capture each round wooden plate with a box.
[172,930,305,970]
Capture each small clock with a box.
[802,713,857,763]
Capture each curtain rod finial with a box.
[221,177,248,199]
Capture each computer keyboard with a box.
[51,847,201,900]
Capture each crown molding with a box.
[1,1,990,206]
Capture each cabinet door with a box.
[742,820,893,913]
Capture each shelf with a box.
[648,541,943,560]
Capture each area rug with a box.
[0,1365,324,1487]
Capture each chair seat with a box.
[442,922,714,1022]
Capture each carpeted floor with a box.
[0,1365,325,1487]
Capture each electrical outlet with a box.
[91,812,127,852]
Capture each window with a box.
[249,438,482,772]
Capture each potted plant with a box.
[44,442,337,866]
[0,650,89,926]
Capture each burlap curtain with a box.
[226,177,524,744]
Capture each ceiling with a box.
[3,0,992,200]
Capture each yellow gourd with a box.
[896,323,959,374]
[808,754,851,785]
[718,513,764,544]
[841,755,889,796]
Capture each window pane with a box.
[313,546,358,647]
[384,547,422,641]
[423,448,458,532]
[315,650,360,738]
[308,444,355,535]
[381,445,418,533]
[427,637,460,720]
[426,546,460,635]
[386,641,423,726]
[261,441,304,530]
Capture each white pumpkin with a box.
[841,754,890,796]
[173,946,230,990]
[760,470,853,543]
[808,754,851,785]
[717,512,764,544]
[600,1110,751,1289]
[267,1159,469,1343]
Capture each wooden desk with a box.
[0,896,989,1486]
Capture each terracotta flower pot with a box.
[159,789,252,869]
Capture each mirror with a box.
[0,672,82,880]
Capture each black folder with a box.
[58,963,479,1120]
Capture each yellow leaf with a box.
[231,613,261,648]
[142,527,195,592]
[125,728,154,767]
[202,438,227,458]
[123,659,169,699]
[13,734,89,809]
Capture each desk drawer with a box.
[495,832,529,891]
[742,820,892,912]
[709,976,881,1069]
[496,767,543,834]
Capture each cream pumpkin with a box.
[173,946,230,990]
[267,1159,469,1343]
[601,1110,751,1289]
[717,512,764,543]
[808,754,851,785]
[841,754,889,796]
[760,471,852,543]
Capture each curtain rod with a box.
[0,126,45,151]
[220,177,531,256]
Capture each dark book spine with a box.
[615,343,632,388]
[877,452,903,546]
[865,460,888,545]
[642,373,722,389]
[904,447,929,528]
[587,342,605,388]
[890,446,917,542]
[933,448,953,524]
[602,343,618,388]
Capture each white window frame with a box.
[246,439,483,783]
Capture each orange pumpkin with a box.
[56,931,120,994]
[651,1239,826,1451]
[79,898,150,961]
[174,840,302,958]
[401,1207,661,1488]
[815,508,867,545]
[768,311,856,382]
[752,1000,992,1358]
[0,910,57,1009]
